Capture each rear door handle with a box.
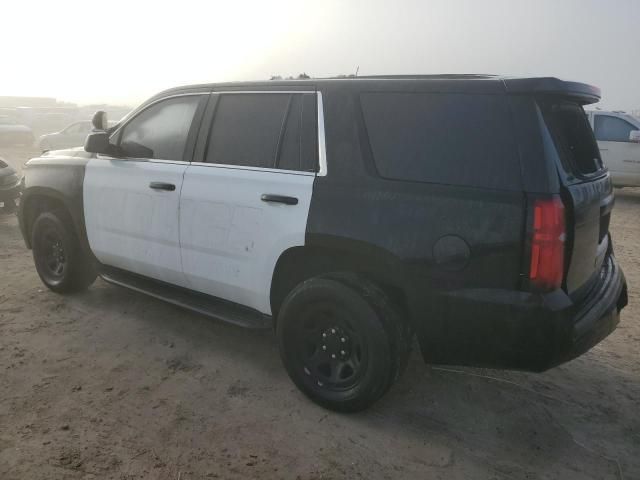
[261,194,298,205]
[149,182,176,191]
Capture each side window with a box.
[205,93,317,171]
[540,100,603,176]
[594,115,636,142]
[360,92,520,190]
[117,96,200,160]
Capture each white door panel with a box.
[84,158,188,286]
[599,141,640,186]
[180,165,314,314]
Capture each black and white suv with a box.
[18,76,628,411]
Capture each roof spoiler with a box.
[503,77,601,105]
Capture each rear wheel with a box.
[277,273,410,412]
[31,211,97,293]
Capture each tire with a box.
[277,273,411,412]
[31,210,97,293]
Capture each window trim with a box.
[190,90,327,176]
[594,114,638,143]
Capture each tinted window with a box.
[206,93,317,171]
[360,93,520,189]
[277,95,303,170]
[118,96,200,160]
[540,100,602,176]
[594,115,636,142]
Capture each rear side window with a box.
[206,93,317,172]
[360,93,520,190]
[539,100,603,176]
[594,115,636,142]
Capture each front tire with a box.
[277,273,410,412]
[31,211,97,293]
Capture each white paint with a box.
[84,158,189,287]
[179,165,314,314]
[586,111,640,187]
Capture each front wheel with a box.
[31,211,97,293]
[277,273,410,412]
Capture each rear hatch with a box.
[538,98,613,297]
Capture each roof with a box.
[150,75,601,105]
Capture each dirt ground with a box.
[0,149,638,480]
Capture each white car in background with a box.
[37,120,120,152]
[586,110,640,187]
[36,121,93,152]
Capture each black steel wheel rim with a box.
[38,227,66,280]
[295,304,368,392]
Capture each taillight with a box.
[529,196,566,291]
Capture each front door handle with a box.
[149,182,176,191]
[261,194,298,205]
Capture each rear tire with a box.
[277,273,410,412]
[31,211,97,293]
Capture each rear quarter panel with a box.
[307,85,526,365]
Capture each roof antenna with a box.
[355,65,360,77]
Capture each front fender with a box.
[19,157,89,253]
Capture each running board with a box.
[100,268,272,329]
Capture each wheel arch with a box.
[20,187,86,252]
[270,236,408,321]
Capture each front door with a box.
[84,94,206,286]
[179,92,319,314]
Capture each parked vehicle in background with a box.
[30,112,75,138]
[37,121,92,151]
[37,120,120,152]
[586,110,640,187]
[18,76,628,411]
[0,116,34,146]
[0,157,22,212]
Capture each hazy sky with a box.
[3,0,639,110]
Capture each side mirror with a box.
[84,131,111,154]
[91,111,108,131]
[629,130,640,143]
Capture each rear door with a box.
[593,113,640,186]
[179,91,318,314]
[84,94,206,286]
[538,99,613,296]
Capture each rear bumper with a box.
[414,254,627,371]
[558,253,627,367]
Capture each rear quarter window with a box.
[360,93,521,190]
[539,100,603,177]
